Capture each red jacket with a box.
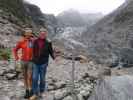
[13,38,33,61]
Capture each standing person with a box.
[30,28,55,100]
[14,28,34,99]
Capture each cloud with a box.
[26,0,125,15]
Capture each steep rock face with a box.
[0,0,29,24]
[0,0,29,33]
[24,3,46,27]
[0,0,40,36]
[0,9,23,35]
[81,1,133,64]
[0,0,38,47]
[0,0,58,41]
[0,0,25,46]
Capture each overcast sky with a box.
[26,0,125,15]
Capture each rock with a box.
[63,96,73,100]
[48,85,55,91]
[87,67,111,80]
[110,48,133,68]
[98,67,111,77]
[54,81,66,89]
[47,78,61,91]
[5,72,18,80]
[118,48,133,67]
[0,95,10,100]
[77,94,83,100]
[0,61,9,67]
[88,75,133,100]
[82,73,90,79]
[0,69,6,76]
[78,55,88,63]
[54,89,68,100]
[78,85,92,99]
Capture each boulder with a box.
[0,95,10,100]
[88,75,133,100]
[5,72,18,80]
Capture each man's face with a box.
[39,31,47,39]
[25,35,33,40]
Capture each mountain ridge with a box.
[81,1,133,65]
[57,9,103,27]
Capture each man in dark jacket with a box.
[30,28,55,100]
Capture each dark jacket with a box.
[32,38,55,64]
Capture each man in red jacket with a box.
[14,28,34,99]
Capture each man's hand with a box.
[54,56,61,63]
[54,58,59,62]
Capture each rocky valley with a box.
[1,0,133,100]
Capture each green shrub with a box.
[0,48,11,60]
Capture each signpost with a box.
[64,41,78,100]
